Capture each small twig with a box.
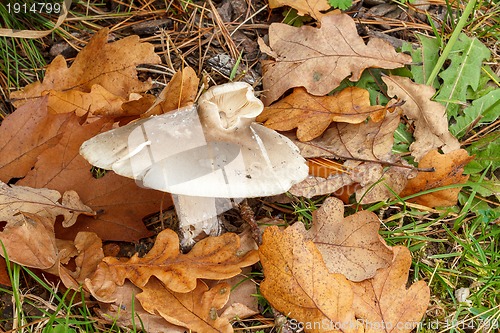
[304,142,435,172]
[239,199,262,245]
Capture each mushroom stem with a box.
[172,194,233,249]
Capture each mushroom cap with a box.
[80,82,308,198]
[197,81,262,131]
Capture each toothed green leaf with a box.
[450,89,500,139]
[434,33,490,117]
[402,35,441,87]
[328,0,352,10]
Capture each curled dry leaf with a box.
[0,212,58,269]
[0,181,94,228]
[268,0,335,21]
[260,14,411,105]
[55,239,78,265]
[291,161,388,199]
[257,87,387,141]
[351,246,430,333]
[141,66,200,117]
[207,268,259,321]
[138,279,232,333]
[400,149,473,207]
[18,116,166,242]
[290,173,356,198]
[259,226,362,333]
[72,232,104,283]
[86,229,259,301]
[291,197,393,281]
[10,28,161,113]
[382,75,460,161]
[57,232,104,293]
[0,96,72,182]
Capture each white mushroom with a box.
[80,82,308,247]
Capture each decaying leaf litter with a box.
[0,0,498,332]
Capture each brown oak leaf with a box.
[260,14,411,104]
[18,116,166,242]
[257,87,387,141]
[138,279,232,333]
[95,282,187,333]
[382,75,460,161]
[85,229,259,301]
[57,232,104,290]
[0,181,94,228]
[293,105,400,161]
[351,246,430,333]
[0,96,72,182]
[259,226,362,333]
[208,268,259,321]
[44,84,127,116]
[400,149,473,207]
[141,66,200,117]
[10,28,161,110]
[0,212,58,269]
[291,197,393,281]
[72,232,104,283]
[289,110,413,202]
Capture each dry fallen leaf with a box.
[290,173,357,198]
[10,28,161,111]
[44,84,127,117]
[0,96,72,182]
[208,268,259,321]
[292,197,393,281]
[289,110,412,202]
[0,181,94,228]
[292,163,413,204]
[71,232,104,283]
[268,0,334,21]
[294,108,400,161]
[351,246,430,333]
[138,279,232,333]
[260,226,429,332]
[382,75,460,161]
[18,116,166,242]
[96,282,187,333]
[55,239,78,265]
[400,149,473,207]
[119,94,156,117]
[257,87,387,141]
[86,229,259,301]
[141,66,200,117]
[355,165,414,204]
[0,182,94,270]
[259,226,362,333]
[260,14,411,104]
[0,212,58,269]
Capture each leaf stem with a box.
[425,0,478,86]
